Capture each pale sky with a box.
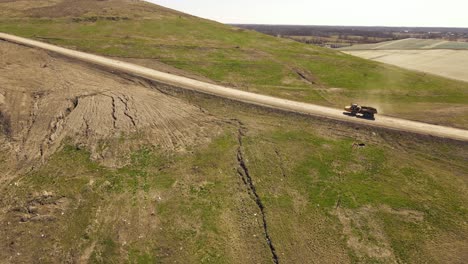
[147,0,468,27]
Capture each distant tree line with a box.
[231,25,468,46]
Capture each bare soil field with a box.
[0,40,220,177]
[344,49,468,83]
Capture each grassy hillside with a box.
[0,6,467,263]
[1,0,467,128]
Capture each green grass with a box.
[238,117,468,263]
[256,128,467,216]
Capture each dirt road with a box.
[1,32,467,141]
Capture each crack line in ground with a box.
[0,110,12,138]
[84,117,90,138]
[274,149,287,178]
[39,98,78,159]
[117,95,137,128]
[236,123,280,264]
[109,95,117,129]
[23,92,43,143]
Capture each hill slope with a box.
[0,0,467,128]
[1,1,468,263]
[1,41,467,263]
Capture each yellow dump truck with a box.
[344,103,378,119]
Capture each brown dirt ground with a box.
[0,40,221,178]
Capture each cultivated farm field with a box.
[342,38,468,50]
[343,49,468,83]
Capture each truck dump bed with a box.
[360,106,378,114]
[344,104,378,119]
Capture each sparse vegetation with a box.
[2,100,467,263]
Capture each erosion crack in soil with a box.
[0,110,12,138]
[109,95,117,129]
[24,92,42,143]
[236,125,280,264]
[117,95,137,128]
[274,149,287,178]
